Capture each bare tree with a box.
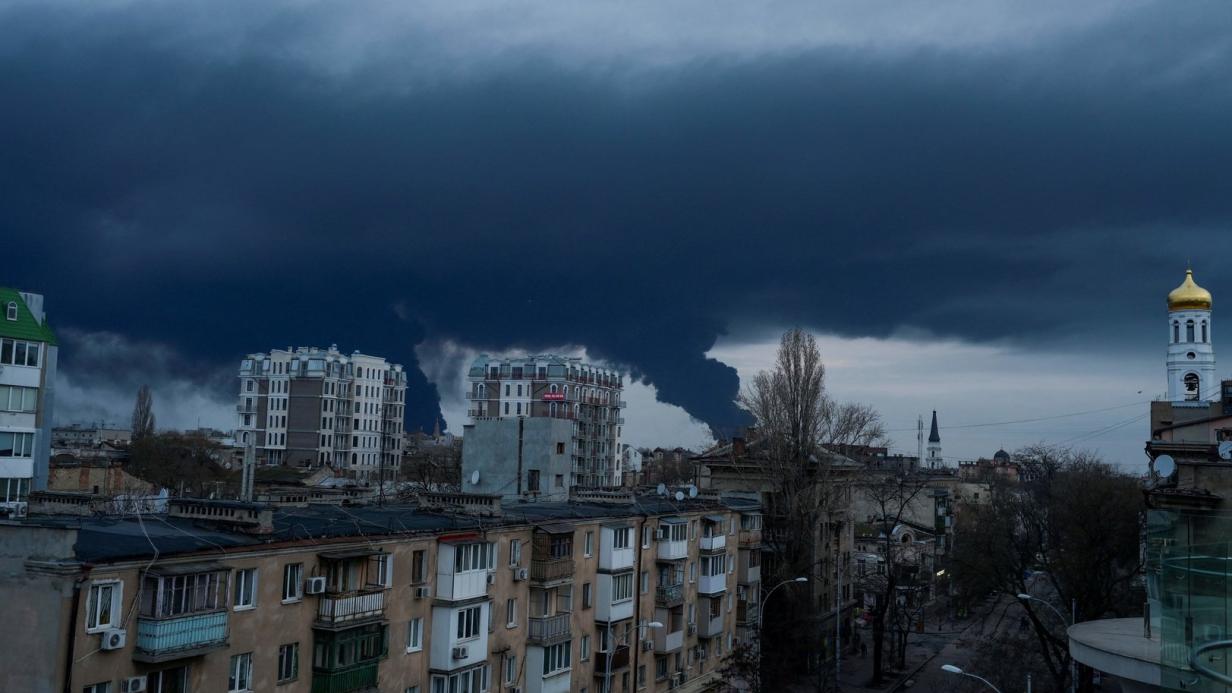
[736,328,888,690]
[131,384,155,440]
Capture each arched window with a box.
[1187,320,1196,342]
[4,302,16,321]
[1184,372,1201,400]
[1203,321,1208,343]
[1173,321,1180,343]
[550,384,557,394]
[477,383,485,398]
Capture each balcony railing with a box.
[594,647,630,672]
[236,403,256,413]
[656,584,684,607]
[699,614,724,638]
[531,557,575,583]
[738,529,762,547]
[528,613,572,645]
[311,662,379,693]
[316,589,385,628]
[736,602,758,625]
[134,610,228,662]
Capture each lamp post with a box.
[759,577,808,630]
[941,664,1002,693]
[605,621,662,693]
[1016,593,1075,693]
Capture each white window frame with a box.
[282,563,303,603]
[505,654,517,685]
[456,605,482,641]
[407,617,424,652]
[509,539,521,567]
[581,634,591,661]
[612,573,634,603]
[233,568,257,610]
[83,683,112,693]
[86,580,122,633]
[542,641,572,676]
[277,642,299,683]
[585,531,594,557]
[506,598,517,628]
[228,652,253,693]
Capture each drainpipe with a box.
[63,565,93,693]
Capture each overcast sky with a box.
[5,0,1230,470]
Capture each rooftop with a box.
[0,287,56,345]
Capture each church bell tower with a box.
[1166,269,1216,402]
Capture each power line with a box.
[885,399,1148,433]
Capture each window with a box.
[412,550,427,583]
[689,562,696,582]
[505,654,518,685]
[581,634,591,661]
[555,474,564,488]
[556,441,565,454]
[638,665,646,688]
[0,385,37,412]
[506,598,517,627]
[1188,320,1196,342]
[642,526,651,548]
[656,656,668,679]
[542,641,571,675]
[508,540,521,567]
[0,339,40,367]
[457,605,482,640]
[527,469,540,491]
[453,543,495,572]
[282,563,303,602]
[583,582,592,609]
[1,477,30,503]
[228,652,253,692]
[407,618,423,652]
[585,531,594,557]
[406,688,420,693]
[0,432,35,457]
[431,665,489,693]
[702,554,727,576]
[277,643,299,683]
[148,666,188,693]
[4,302,16,321]
[86,581,121,632]
[612,573,634,602]
[83,683,111,693]
[233,568,257,609]
[640,571,649,594]
[1173,321,1180,342]
[613,527,631,549]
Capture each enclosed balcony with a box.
[595,572,635,622]
[528,613,572,645]
[737,550,761,585]
[312,624,385,693]
[133,563,230,663]
[310,662,378,693]
[655,583,684,608]
[598,524,634,572]
[315,549,389,629]
[700,515,727,552]
[656,519,688,562]
[531,525,576,586]
[699,600,724,638]
[436,540,494,601]
[654,618,685,654]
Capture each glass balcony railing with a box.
[134,610,228,662]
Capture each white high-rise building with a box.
[0,288,57,513]
[236,346,406,482]
[1166,269,1216,402]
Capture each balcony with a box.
[531,557,575,585]
[700,534,726,552]
[699,613,724,638]
[653,626,684,653]
[736,602,758,625]
[236,402,256,413]
[738,561,760,585]
[311,662,379,693]
[528,613,572,645]
[657,538,687,562]
[655,584,684,607]
[316,589,385,629]
[594,647,630,672]
[698,573,726,596]
[737,529,761,548]
[133,610,228,663]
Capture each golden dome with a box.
[1168,269,1212,311]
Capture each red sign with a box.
[543,392,565,401]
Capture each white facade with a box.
[0,290,57,514]
[1167,307,1216,402]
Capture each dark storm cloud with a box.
[3,1,1231,434]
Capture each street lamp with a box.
[941,664,1002,693]
[759,577,808,630]
[604,621,663,693]
[1016,594,1075,693]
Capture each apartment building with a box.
[0,287,57,513]
[1,489,760,693]
[463,355,625,497]
[236,346,406,482]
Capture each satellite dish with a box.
[656,483,667,496]
[674,491,685,502]
[1220,442,1232,460]
[687,485,698,498]
[1155,455,1176,477]
[470,470,481,485]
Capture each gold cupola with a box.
[1168,269,1213,311]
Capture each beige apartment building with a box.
[0,488,760,693]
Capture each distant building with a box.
[926,410,943,469]
[236,346,406,482]
[957,449,1020,482]
[52,424,131,448]
[0,288,57,512]
[462,355,625,498]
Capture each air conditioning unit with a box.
[414,585,432,599]
[513,567,529,581]
[305,576,327,594]
[642,640,654,651]
[452,646,470,660]
[486,573,496,586]
[121,676,148,693]
[101,628,127,651]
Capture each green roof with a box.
[0,287,57,345]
